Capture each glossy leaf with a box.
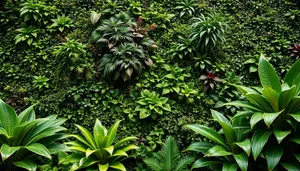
[191,158,221,169]
[265,146,283,171]
[233,152,248,171]
[273,128,291,144]
[205,145,232,157]
[251,130,272,160]
[235,139,251,156]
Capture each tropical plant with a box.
[135,90,171,119]
[284,9,300,20]
[53,38,93,79]
[168,35,195,59]
[66,119,138,171]
[20,0,57,24]
[199,70,222,92]
[190,13,227,54]
[90,11,101,25]
[14,26,39,45]
[156,64,191,95]
[179,82,199,103]
[49,15,74,33]
[33,75,49,89]
[91,12,156,82]
[184,109,252,171]
[146,128,164,151]
[0,99,67,171]
[288,43,300,59]
[224,55,300,170]
[144,136,195,171]
[174,0,197,18]
[99,43,148,81]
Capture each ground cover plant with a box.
[0,0,300,170]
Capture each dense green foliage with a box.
[1,0,300,170]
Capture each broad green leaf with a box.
[278,86,296,110]
[265,146,283,171]
[165,74,175,79]
[233,152,248,171]
[112,150,128,157]
[186,142,214,153]
[86,148,97,158]
[114,136,137,149]
[284,60,300,86]
[106,120,120,147]
[234,85,258,95]
[0,99,18,135]
[75,124,97,149]
[99,163,109,171]
[235,139,251,156]
[110,162,126,171]
[258,55,281,93]
[222,163,238,171]
[251,130,272,160]
[231,111,253,121]
[104,146,114,155]
[139,109,150,119]
[13,159,36,171]
[211,110,236,150]
[225,101,262,112]
[25,143,52,159]
[263,110,283,128]
[191,158,221,169]
[289,113,300,123]
[287,97,300,114]
[90,11,101,25]
[184,124,227,147]
[119,144,138,152]
[281,162,300,170]
[18,104,36,123]
[1,144,20,161]
[175,156,195,171]
[290,137,300,144]
[262,87,279,111]
[250,112,263,129]
[205,145,232,157]
[246,93,274,112]
[273,128,291,144]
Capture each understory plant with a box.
[91,12,157,81]
[66,119,138,171]
[175,0,197,18]
[190,13,227,54]
[49,15,74,33]
[14,26,39,45]
[0,99,67,171]
[225,56,300,170]
[185,56,300,171]
[144,136,195,171]
[53,38,93,79]
[135,90,171,119]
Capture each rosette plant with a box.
[184,109,252,171]
[225,56,300,170]
[0,99,67,171]
[66,119,138,171]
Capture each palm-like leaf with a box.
[144,137,194,171]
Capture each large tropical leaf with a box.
[18,104,36,123]
[13,159,37,171]
[233,152,248,171]
[250,112,263,129]
[273,128,291,144]
[284,60,300,86]
[251,130,272,160]
[262,87,279,111]
[287,97,300,114]
[184,124,227,147]
[263,110,283,128]
[191,158,221,169]
[0,99,18,135]
[106,120,121,147]
[75,125,97,149]
[225,101,262,112]
[264,146,283,171]
[0,144,21,161]
[278,85,296,110]
[258,55,281,93]
[205,145,232,157]
[235,139,251,156]
[110,162,126,171]
[25,143,52,159]
[186,142,214,153]
[245,94,274,112]
[211,110,236,151]
[222,163,238,171]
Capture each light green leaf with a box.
[191,158,221,169]
[13,159,36,171]
[110,162,126,171]
[290,113,300,123]
[104,146,114,155]
[25,143,52,159]
[278,86,296,110]
[99,163,109,171]
[186,142,214,153]
[1,144,20,161]
[263,110,283,128]
[233,152,248,171]
[284,60,300,86]
[258,55,281,93]
[235,139,251,156]
[273,128,291,144]
[225,101,262,112]
[262,87,279,111]
[0,99,18,135]
[184,124,227,147]
[205,145,232,157]
[250,112,263,129]
[246,93,274,112]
